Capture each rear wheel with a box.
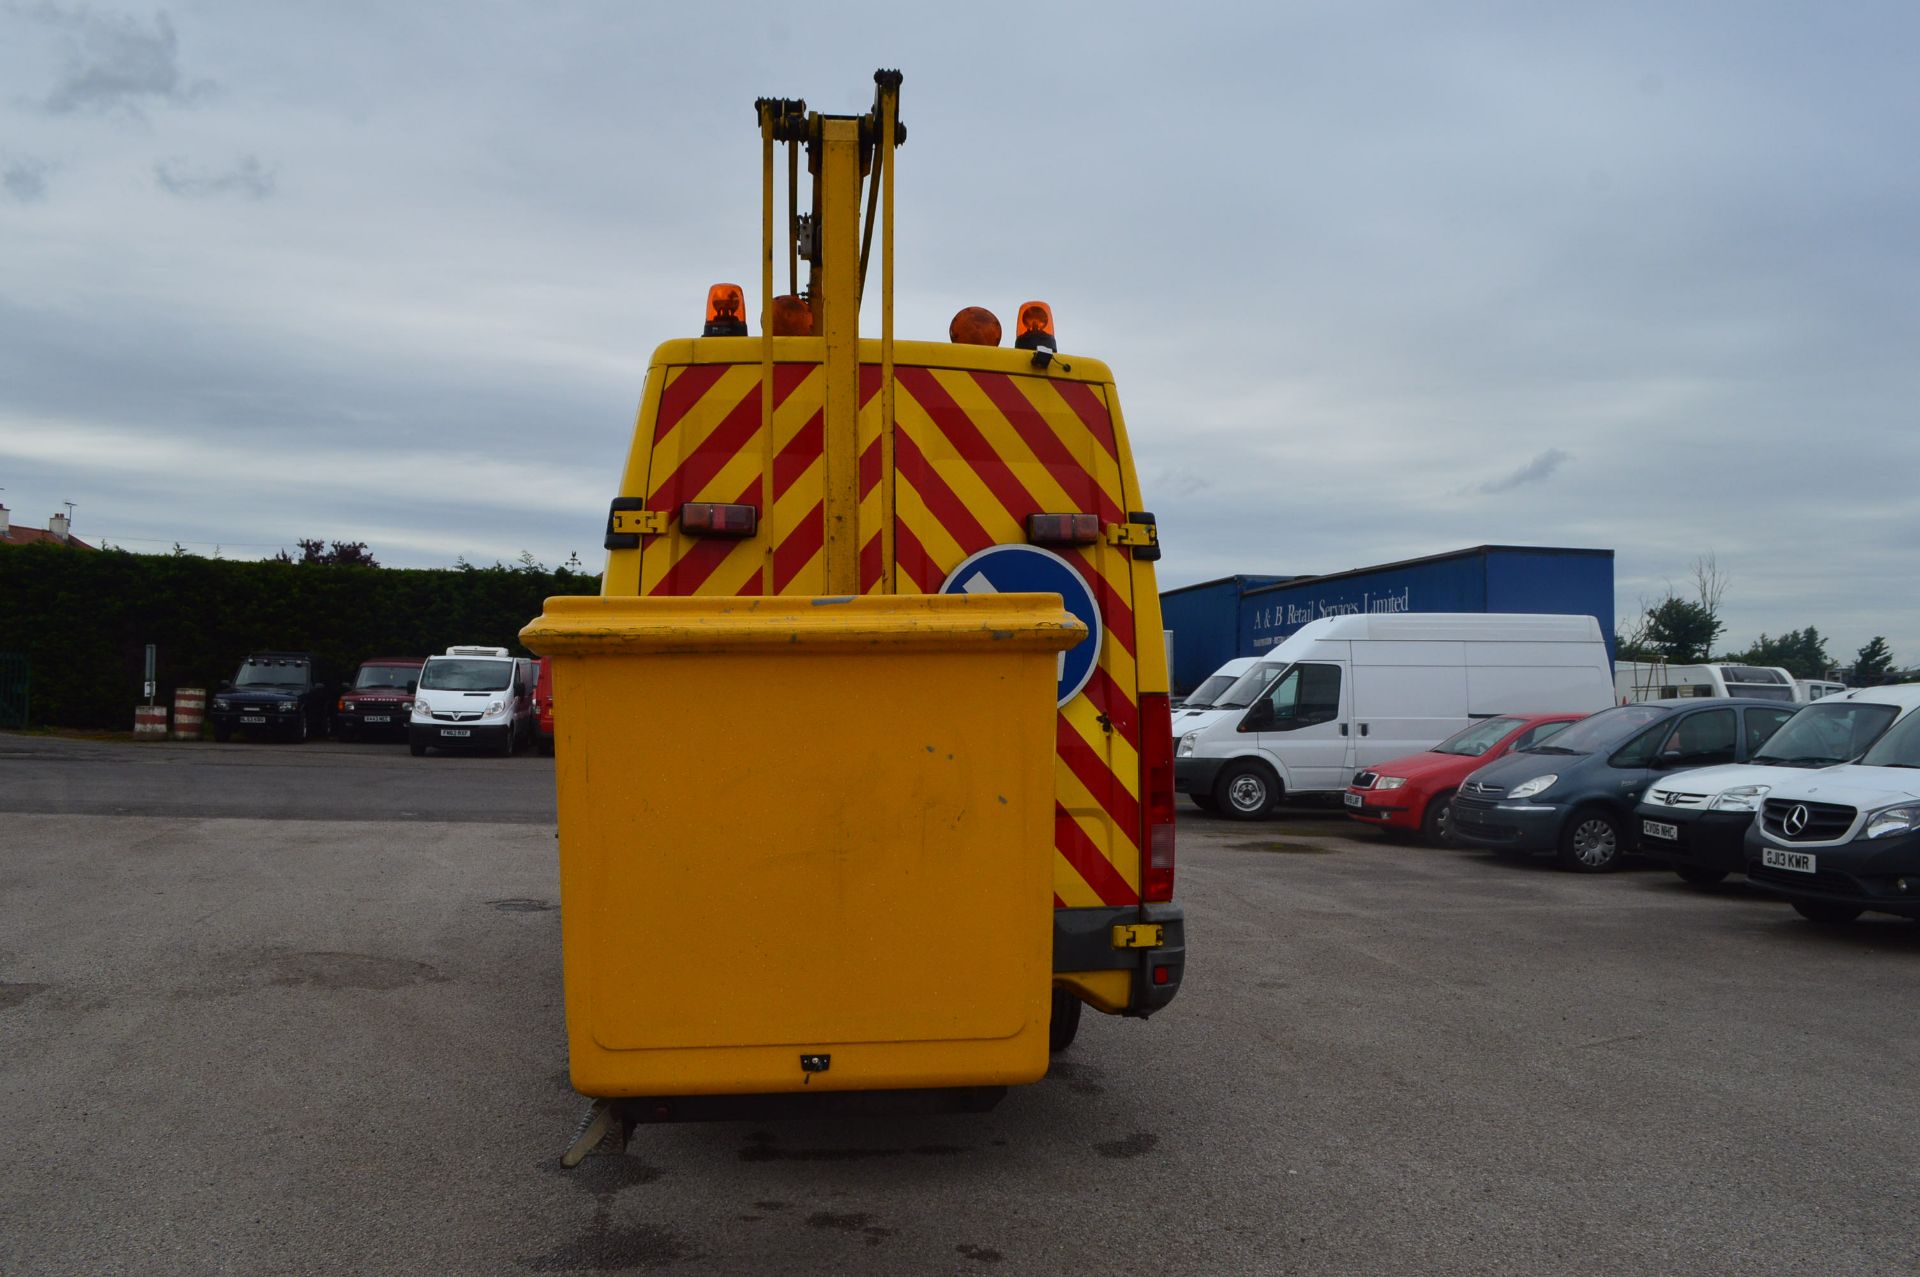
[1558,810,1624,872]
[1672,864,1728,887]
[1791,899,1863,926]
[1215,762,1279,820]
[1420,790,1457,847]
[1048,989,1083,1053]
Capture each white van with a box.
[1174,613,1613,819]
[1795,679,1848,702]
[409,646,538,756]
[1615,661,1796,704]
[1172,656,1260,739]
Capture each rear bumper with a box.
[1053,903,1185,1017]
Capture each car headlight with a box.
[1177,733,1197,758]
[1865,804,1920,839]
[213,698,230,711]
[1374,776,1407,790]
[1708,784,1770,812]
[278,701,297,712]
[414,701,433,718]
[1507,774,1558,800]
[401,701,412,712]
[486,699,505,716]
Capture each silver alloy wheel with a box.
[1227,772,1269,813]
[1570,817,1616,867]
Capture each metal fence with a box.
[0,653,28,728]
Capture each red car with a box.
[1344,713,1586,845]
[533,657,554,755]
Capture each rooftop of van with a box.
[1262,612,1604,646]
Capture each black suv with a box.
[208,652,336,742]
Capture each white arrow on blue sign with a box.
[940,544,1103,707]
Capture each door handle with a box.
[1359,723,1370,737]
[1339,723,1348,736]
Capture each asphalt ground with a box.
[3,733,1919,1275]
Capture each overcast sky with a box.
[2,2,1915,665]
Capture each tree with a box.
[1643,597,1722,663]
[277,539,381,567]
[1729,627,1833,679]
[1855,636,1896,684]
[1690,552,1730,618]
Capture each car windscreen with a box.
[418,659,512,691]
[1212,662,1285,710]
[235,659,309,687]
[1753,702,1900,767]
[1524,703,1666,754]
[354,665,419,690]
[1183,673,1239,709]
[1431,717,1526,757]
[1858,709,1920,768]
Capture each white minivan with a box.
[409,646,538,756]
[1174,613,1614,819]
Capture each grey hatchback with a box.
[1449,699,1797,872]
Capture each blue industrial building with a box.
[1161,545,1614,695]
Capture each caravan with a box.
[1615,661,1796,703]
[1174,614,1613,819]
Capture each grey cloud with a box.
[2,157,53,201]
[153,153,275,199]
[1473,448,1570,495]
[32,4,211,114]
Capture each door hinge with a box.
[1111,923,1165,949]
[604,498,669,549]
[1105,512,1161,560]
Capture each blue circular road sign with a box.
[941,544,1103,707]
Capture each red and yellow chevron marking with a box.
[636,358,1144,910]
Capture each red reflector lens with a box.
[1139,692,1176,902]
[680,502,759,537]
[1153,966,1170,986]
[1025,512,1101,545]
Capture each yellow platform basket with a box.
[521,592,1086,1099]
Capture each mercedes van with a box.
[1175,613,1613,819]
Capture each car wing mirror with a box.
[407,679,418,693]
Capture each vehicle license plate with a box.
[441,728,471,738]
[1343,792,1363,809]
[364,715,391,723]
[1762,847,1816,874]
[1642,820,1679,841]
[240,715,266,724]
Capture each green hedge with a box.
[0,544,600,729]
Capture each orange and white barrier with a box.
[134,705,168,737]
[172,687,206,740]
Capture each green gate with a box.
[0,653,28,729]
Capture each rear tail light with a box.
[1139,692,1176,902]
[1025,512,1100,546]
[680,502,759,538]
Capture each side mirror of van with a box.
[407,679,417,693]
[1241,701,1273,731]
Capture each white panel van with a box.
[1174,614,1614,819]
